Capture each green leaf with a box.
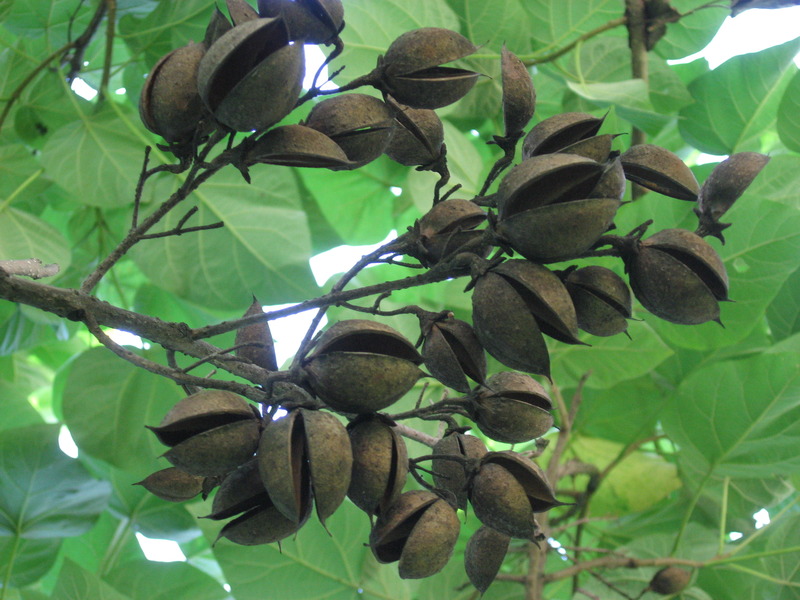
[447,0,534,53]
[0,536,61,588]
[653,1,727,60]
[550,319,674,390]
[3,0,94,45]
[0,424,110,538]
[58,512,142,577]
[661,352,800,478]
[777,70,800,152]
[566,80,670,134]
[0,207,72,272]
[15,72,92,145]
[131,165,319,309]
[51,558,132,600]
[523,0,621,52]
[60,347,184,475]
[300,157,406,246]
[105,560,228,600]
[763,514,800,596]
[679,38,800,154]
[767,267,800,341]
[213,500,414,600]
[0,377,45,431]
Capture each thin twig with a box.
[523,17,628,66]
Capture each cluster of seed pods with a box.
[137,0,770,591]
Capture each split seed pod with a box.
[384,104,444,167]
[135,467,204,502]
[347,416,408,516]
[522,112,605,158]
[235,296,278,371]
[197,18,304,131]
[564,266,632,337]
[303,320,424,413]
[258,0,344,44]
[148,390,261,477]
[379,28,479,109]
[500,45,535,138]
[471,372,554,443]
[469,451,562,540]
[247,124,353,169]
[304,94,396,167]
[139,43,208,143]
[649,567,691,595]
[370,490,460,579]
[422,315,486,392]
[257,408,352,525]
[626,228,728,325]
[464,526,511,594]
[620,144,699,201]
[409,198,487,266]
[432,432,487,509]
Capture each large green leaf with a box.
[14,71,92,145]
[766,267,800,341]
[0,536,61,588]
[60,347,184,475]
[336,0,461,85]
[0,424,110,538]
[3,0,94,46]
[213,500,415,600]
[679,38,800,155]
[105,560,228,600]
[57,512,143,579]
[0,207,72,272]
[777,69,800,152]
[446,0,534,53]
[131,165,319,309]
[763,514,800,597]
[51,558,132,600]
[653,1,727,60]
[523,0,621,52]
[661,352,800,478]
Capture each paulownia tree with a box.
[1,1,799,599]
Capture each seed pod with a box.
[471,372,554,443]
[422,316,486,392]
[247,124,353,169]
[500,45,535,138]
[302,409,353,524]
[204,8,234,47]
[304,94,395,167]
[522,112,605,158]
[347,416,408,516]
[370,490,460,579]
[469,451,561,539]
[564,266,632,337]
[409,198,487,266]
[139,43,208,143]
[649,567,691,595]
[589,155,626,200]
[135,467,204,502]
[226,0,259,24]
[620,144,699,201]
[558,134,615,163]
[303,320,423,413]
[384,104,444,167]
[464,526,510,594]
[235,296,278,371]
[432,432,487,509]
[148,390,261,477]
[626,229,728,325]
[259,0,344,44]
[206,459,270,520]
[197,18,304,131]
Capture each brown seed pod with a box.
[409,199,487,266]
[471,372,554,443]
[558,134,616,163]
[431,432,487,509]
[226,0,259,25]
[148,390,261,477]
[380,28,479,109]
[304,94,395,167]
[206,459,270,520]
[134,467,204,502]
[649,567,691,595]
[522,112,605,158]
[620,144,699,201]
[422,316,486,393]
[216,503,305,546]
[197,18,304,131]
[204,8,234,47]
[303,320,423,413]
[384,104,444,167]
[464,526,510,594]
[302,409,353,524]
[259,0,344,44]
[500,45,535,138]
[235,296,278,371]
[139,43,208,143]
[589,155,627,200]
[564,265,632,337]
[370,490,461,579]
[247,124,353,169]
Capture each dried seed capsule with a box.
[384,104,444,167]
[409,198,487,266]
[500,45,535,138]
[347,416,408,516]
[303,320,423,413]
[649,567,691,595]
[471,372,554,443]
[432,432,487,509]
[422,316,486,392]
[304,94,395,167]
[235,296,278,371]
[148,390,261,477]
[564,266,632,337]
[379,28,479,109]
[620,144,699,201]
[247,124,353,169]
[139,43,208,143]
[370,490,460,579]
[464,526,510,594]
[259,0,344,44]
[522,112,605,158]
[135,467,204,502]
